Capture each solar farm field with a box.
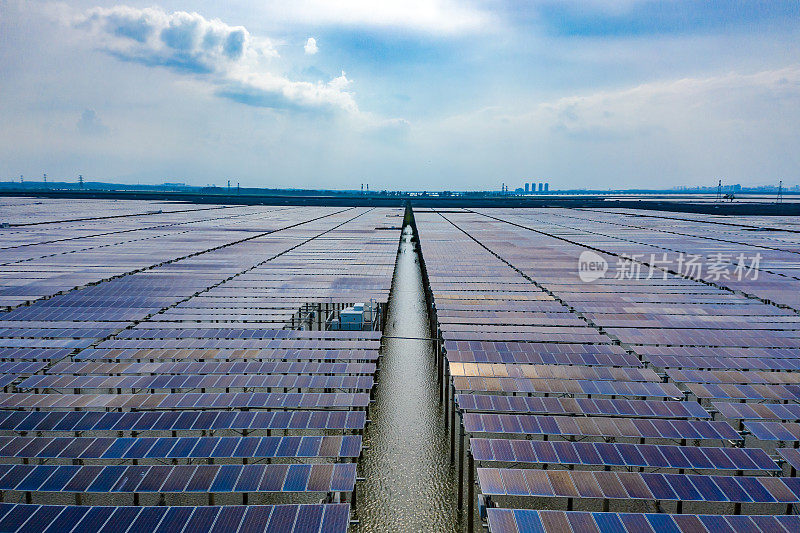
[416,207,800,533]
[3,198,800,532]
[0,200,401,532]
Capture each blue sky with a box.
[1,0,798,190]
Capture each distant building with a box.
[525,183,529,193]
[538,183,543,192]
[544,183,549,192]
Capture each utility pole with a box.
[227,179,230,191]
[237,182,240,194]
[777,180,783,204]
[79,175,83,188]
[716,179,722,202]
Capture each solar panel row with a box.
[47,361,376,375]
[0,391,371,410]
[449,362,659,381]
[478,467,800,503]
[0,502,350,533]
[0,435,361,460]
[18,373,374,391]
[74,347,380,362]
[0,409,367,433]
[413,208,800,532]
[0,463,356,494]
[1,204,405,529]
[712,401,800,421]
[462,413,740,441]
[456,394,709,418]
[470,438,778,471]
[452,376,682,397]
[486,509,800,533]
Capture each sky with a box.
[1,1,799,190]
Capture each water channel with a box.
[355,225,458,532]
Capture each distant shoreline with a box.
[1,187,799,216]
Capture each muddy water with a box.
[355,226,458,532]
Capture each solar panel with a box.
[449,362,657,381]
[0,455,356,495]
[477,467,800,503]
[446,349,640,366]
[687,382,800,402]
[667,368,800,385]
[95,339,381,350]
[74,347,380,363]
[0,503,351,533]
[115,328,382,340]
[470,438,779,471]
[0,409,366,433]
[453,376,682,397]
[648,354,800,371]
[462,413,740,442]
[0,435,362,460]
[713,402,800,421]
[456,394,709,418]
[18,374,375,392]
[46,361,376,376]
[0,392,371,410]
[486,509,800,533]
[745,421,800,442]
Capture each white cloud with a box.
[73,6,356,112]
[417,65,800,188]
[304,37,318,55]
[533,66,800,139]
[263,0,493,34]
[435,65,800,142]
[220,69,357,113]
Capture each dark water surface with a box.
[355,226,458,532]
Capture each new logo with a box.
[578,251,608,282]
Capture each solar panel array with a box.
[0,200,402,532]
[414,207,800,533]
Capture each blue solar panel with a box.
[0,464,356,494]
[477,468,800,504]
[0,503,348,533]
[456,394,709,418]
[462,413,740,441]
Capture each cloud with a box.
[438,66,800,143]
[304,37,318,55]
[218,71,357,112]
[76,108,108,135]
[263,0,493,34]
[535,66,800,139]
[425,65,800,187]
[73,6,356,112]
